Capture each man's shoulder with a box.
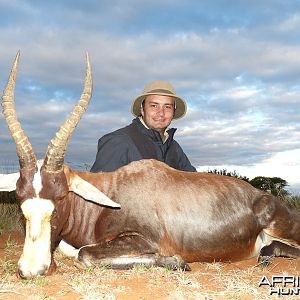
[104,119,142,137]
[98,123,136,145]
[102,123,133,138]
[168,139,183,151]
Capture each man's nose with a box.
[156,106,165,115]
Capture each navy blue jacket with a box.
[90,117,196,172]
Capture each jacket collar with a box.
[133,117,176,144]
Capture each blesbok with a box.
[1,53,300,280]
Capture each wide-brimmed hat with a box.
[131,80,187,119]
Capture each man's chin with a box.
[153,126,168,134]
[152,120,168,127]
[153,124,166,130]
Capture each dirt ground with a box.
[0,231,299,300]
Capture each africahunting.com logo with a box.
[259,275,300,296]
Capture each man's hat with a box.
[131,80,187,119]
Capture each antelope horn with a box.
[43,53,92,172]
[2,51,37,170]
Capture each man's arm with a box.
[90,134,131,172]
[173,141,197,172]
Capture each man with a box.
[90,80,196,172]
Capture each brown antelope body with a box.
[1,53,300,279]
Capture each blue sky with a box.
[0,0,299,193]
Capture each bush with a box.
[0,191,23,233]
[283,194,300,210]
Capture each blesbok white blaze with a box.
[17,162,54,278]
[19,198,54,278]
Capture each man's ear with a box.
[140,107,144,117]
[140,99,145,117]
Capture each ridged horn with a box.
[43,52,92,172]
[2,51,37,170]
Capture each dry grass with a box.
[0,203,23,235]
[284,195,300,210]
[1,238,296,300]
[0,192,23,234]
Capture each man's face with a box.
[141,95,175,134]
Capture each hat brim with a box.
[131,92,187,120]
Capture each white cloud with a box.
[278,13,300,32]
[198,148,300,193]
[225,86,260,99]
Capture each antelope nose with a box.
[18,268,26,279]
[18,264,48,279]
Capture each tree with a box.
[208,168,250,182]
[249,176,290,198]
[207,169,290,199]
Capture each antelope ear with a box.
[69,173,120,208]
[0,173,19,192]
